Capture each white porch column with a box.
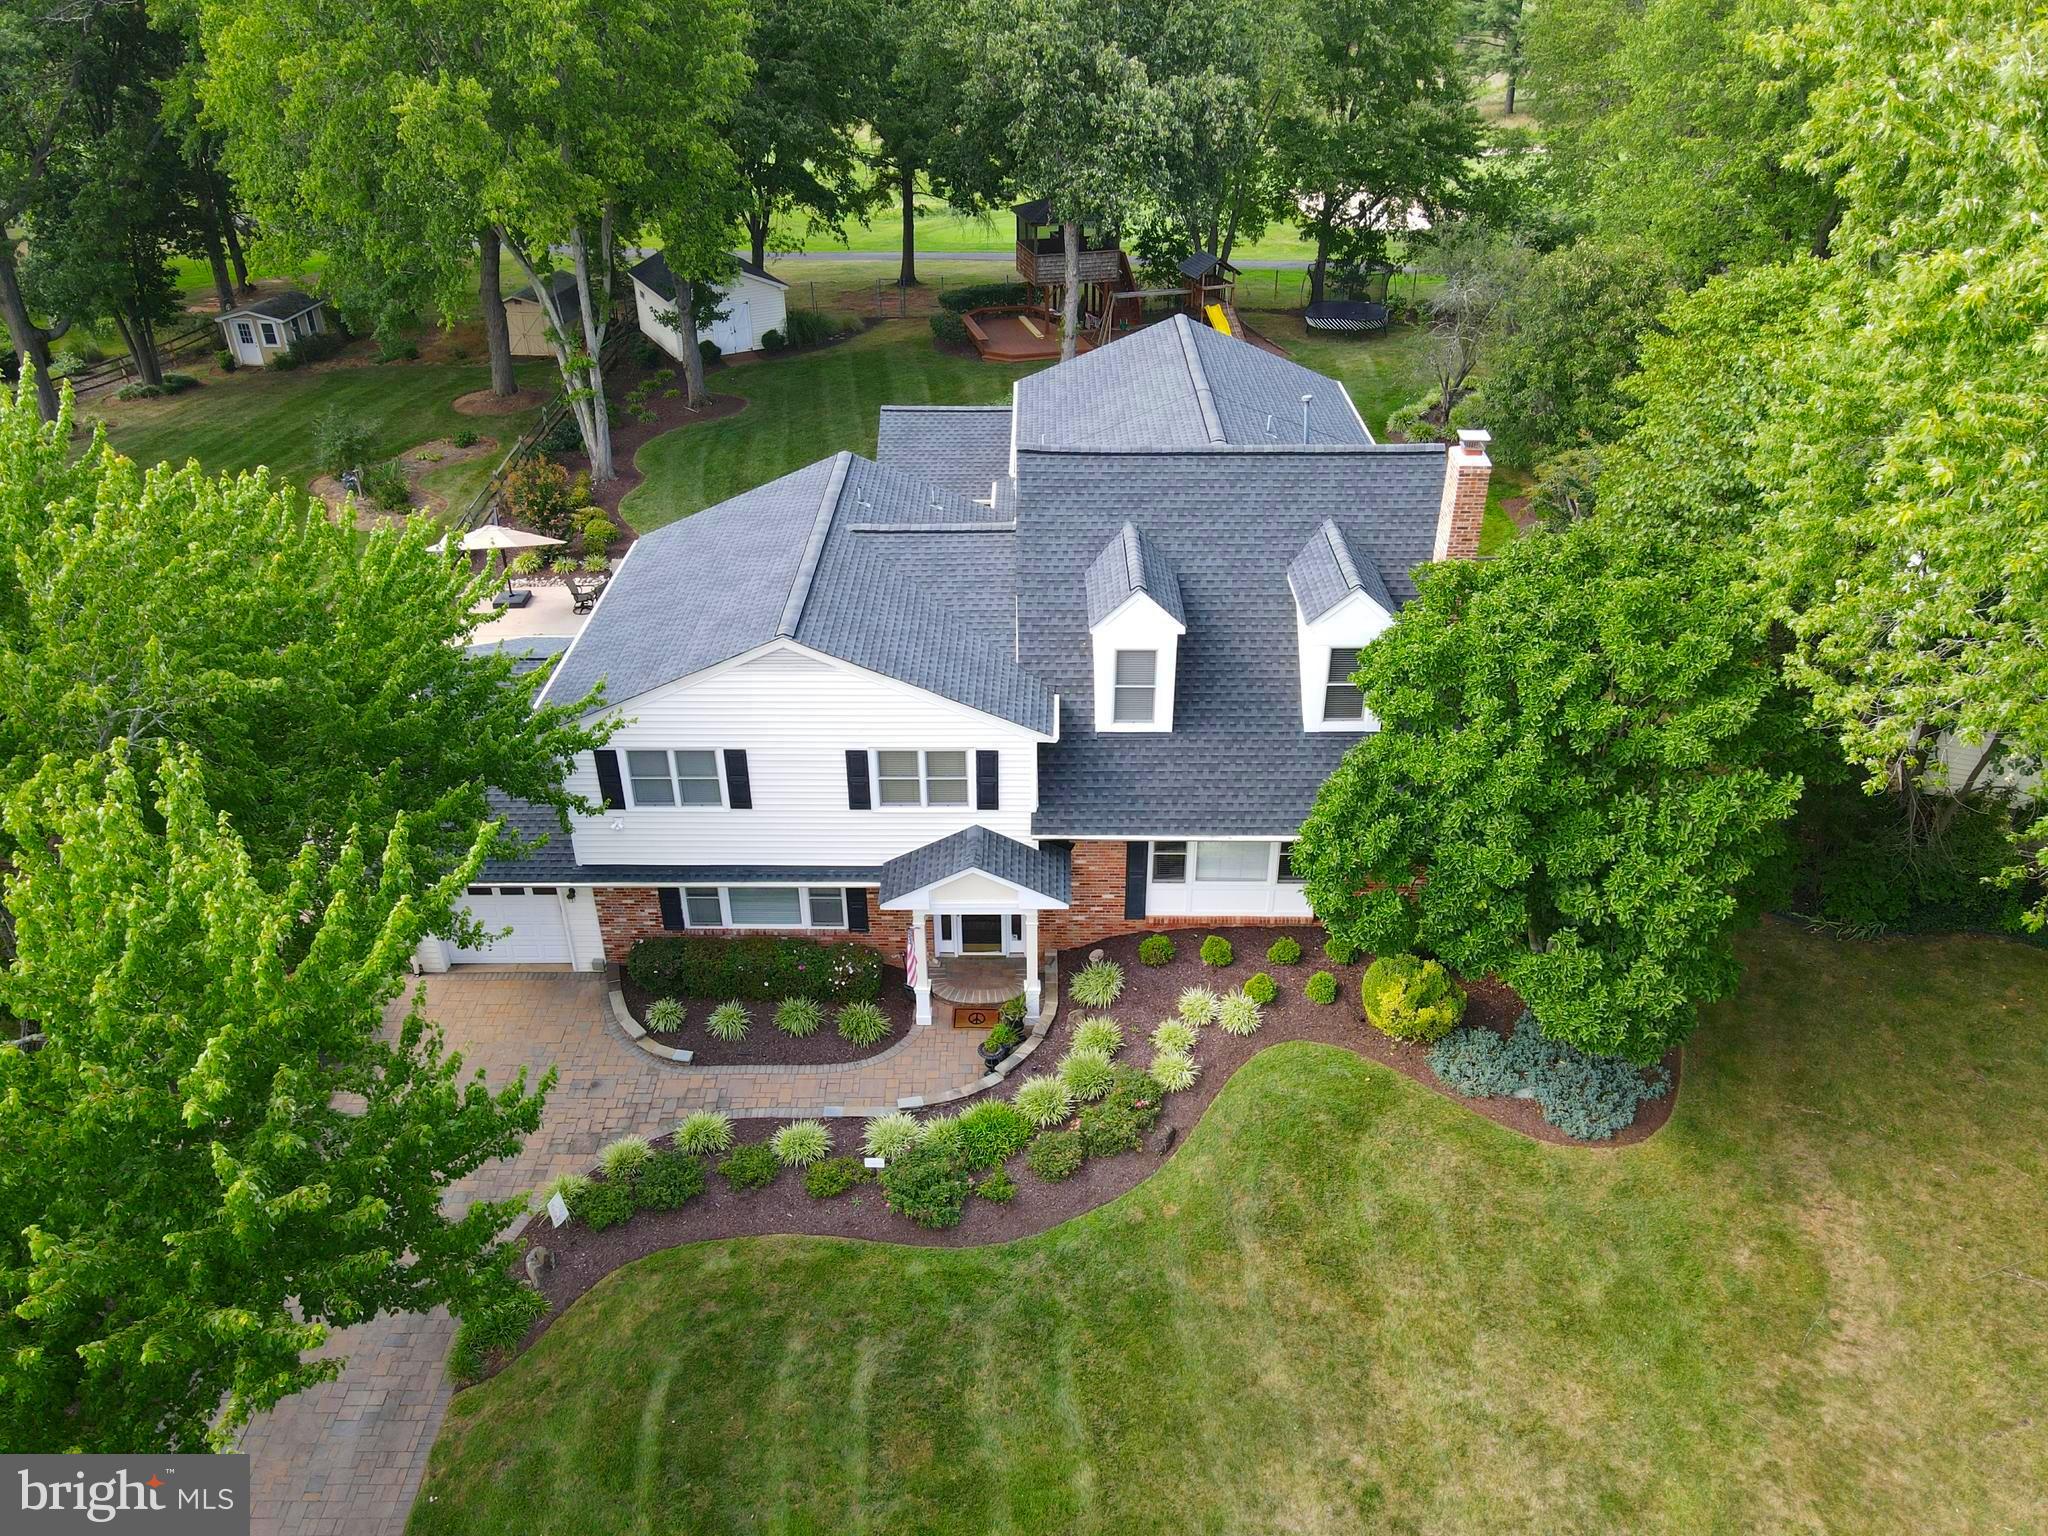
[911,906,933,1026]
[1022,909,1042,1023]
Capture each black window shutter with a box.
[594,749,624,810]
[976,750,999,811]
[846,887,869,933]
[657,888,685,930]
[845,749,871,810]
[1124,841,1148,919]
[723,749,752,809]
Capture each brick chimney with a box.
[1432,428,1492,560]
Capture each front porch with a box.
[929,954,1027,1007]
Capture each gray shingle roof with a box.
[1178,251,1237,280]
[218,288,323,323]
[1287,519,1394,621]
[1085,522,1185,627]
[540,453,1053,733]
[629,250,788,303]
[509,271,580,306]
[1012,314,1372,452]
[878,826,1071,905]
[875,406,1012,501]
[465,635,574,678]
[1016,443,1447,836]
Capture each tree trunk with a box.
[677,281,707,407]
[1059,219,1081,361]
[477,226,517,397]
[214,174,251,290]
[498,221,615,482]
[198,191,235,314]
[117,305,164,387]
[896,164,919,288]
[1309,216,1332,307]
[0,240,62,421]
[1504,71,1517,117]
[747,214,769,272]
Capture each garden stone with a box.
[1150,1123,1178,1157]
[524,1245,553,1287]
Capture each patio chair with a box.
[567,575,610,614]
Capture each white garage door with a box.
[451,886,571,965]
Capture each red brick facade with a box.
[592,885,909,965]
[1037,840,1311,955]
[1434,429,1492,561]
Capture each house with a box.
[214,290,329,366]
[628,252,790,359]
[424,315,1491,1029]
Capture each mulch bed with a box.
[497,926,1680,1371]
[309,434,501,526]
[453,385,551,416]
[542,357,748,525]
[618,968,917,1067]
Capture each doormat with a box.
[952,1003,1002,1030]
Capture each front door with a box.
[959,914,1004,954]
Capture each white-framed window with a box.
[726,886,803,926]
[684,886,723,926]
[1113,650,1157,724]
[1278,841,1303,883]
[1151,840,1188,883]
[288,316,302,338]
[807,888,847,928]
[683,885,852,930]
[236,321,254,344]
[1195,840,1272,882]
[873,749,970,808]
[259,321,278,346]
[625,749,724,808]
[1323,648,1364,722]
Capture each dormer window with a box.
[1289,520,1394,733]
[1323,648,1364,722]
[1113,651,1157,723]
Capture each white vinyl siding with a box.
[1144,840,1312,919]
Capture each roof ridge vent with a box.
[1173,315,1227,444]
[778,452,851,638]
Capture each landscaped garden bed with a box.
[618,967,916,1066]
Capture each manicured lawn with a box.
[411,923,2048,1534]
[1257,320,1436,440]
[767,197,1320,263]
[621,321,1033,533]
[89,357,551,494]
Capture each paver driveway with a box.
[238,967,983,1536]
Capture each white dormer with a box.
[1086,523,1185,733]
[1288,520,1394,732]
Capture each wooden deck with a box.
[963,306,1097,363]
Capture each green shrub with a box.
[266,346,302,372]
[377,334,419,362]
[1070,1016,1123,1056]
[215,347,236,373]
[598,1134,651,1181]
[782,308,839,347]
[1243,972,1278,1005]
[674,1109,733,1154]
[1322,936,1360,965]
[761,327,787,352]
[1199,935,1233,967]
[957,1100,1033,1169]
[774,996,824,1037]
[1076,1066,1163,1156]
[538,412,583,455]
[1013,1074,1073,1128]
[1150,1019,1197,1053]
[698,337,722,365]
[626,931,885,1005]
[579,516,618,558]
[1150,1048,1199,1092]
[879,1142,972,1228]
[999,994,1027,1025]
[1304,971,1339,1005]
[862,1111,921,1159]
[836,1000,891,1046]
[938,280,1032,312]
[804,1156,869,1198]
[976,1168,1018,1203]
[285,329,347,366]
[646,996,684,1032]
[914,1113,964,1155]
[448,1283,546,1383]
[929,311,969,345]
[361,460,411,511]
[770,1119,832,1168]
[717,1143,780,1192]
[1266,936,1303,966]
[1428,1012,1671,1141]
[635,1149,706,1209]
[452,427,479,449]
[1059,1047,1117,1102]
[1027,1129,1085,1182]
[1386,387,1457,445]
[706,1001,749,1042]
[1217,993,1263,1036]
[1137,933,1176,966]
[1362,953,1467,1043]
[1176,986,1219,1025]
[1069,959,1125,1008]
[571,1179,633,1231]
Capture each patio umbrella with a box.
[431,523,566,602]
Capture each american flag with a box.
[904,926,920,988]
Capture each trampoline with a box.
[1304,299,1389,335]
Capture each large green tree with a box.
[0,747,550,1450]
[0,377,607,881]
[0,0,89,419]
[1293,519,1805,1062]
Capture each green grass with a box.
[410,924,2048,1534]
[1259,322,1437,441]
[90,357,550,494]
[768,199,1319,263]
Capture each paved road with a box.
[767,248,1319,272]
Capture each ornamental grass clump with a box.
[917,1114,967,1160]
[1243,971,1278,1005]
[1069,959,1126,1008]
[597,1134,652,1181]
[957,1099,1034,1168]
[836,1000,891,1046]
[770,1119,832,1168]
[1176,986,1219,1026]
[1013,1074,1074,1128]
[774,996,824,1037]
[1199,935,1233,967]
[1058,1047,1117,1102]
[706,1001,750,1041]
[1305,970,1339,1005]
[1150,1047,1199,1092]
[1150,1019,1198,1054]
[1217,992,1263,1036]
[1137,933,1176,966]
[645,996,684,1031]
[536,1171,590,1211]
[1361,953,1467,1044]
[862,1111,921,1160]
[1266,936,1303,965]
[1070,1016,1123,1056]
[675,1110,734,1154]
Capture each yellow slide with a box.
[1204,303,1232,336]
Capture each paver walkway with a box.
[239,968,985,1535]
